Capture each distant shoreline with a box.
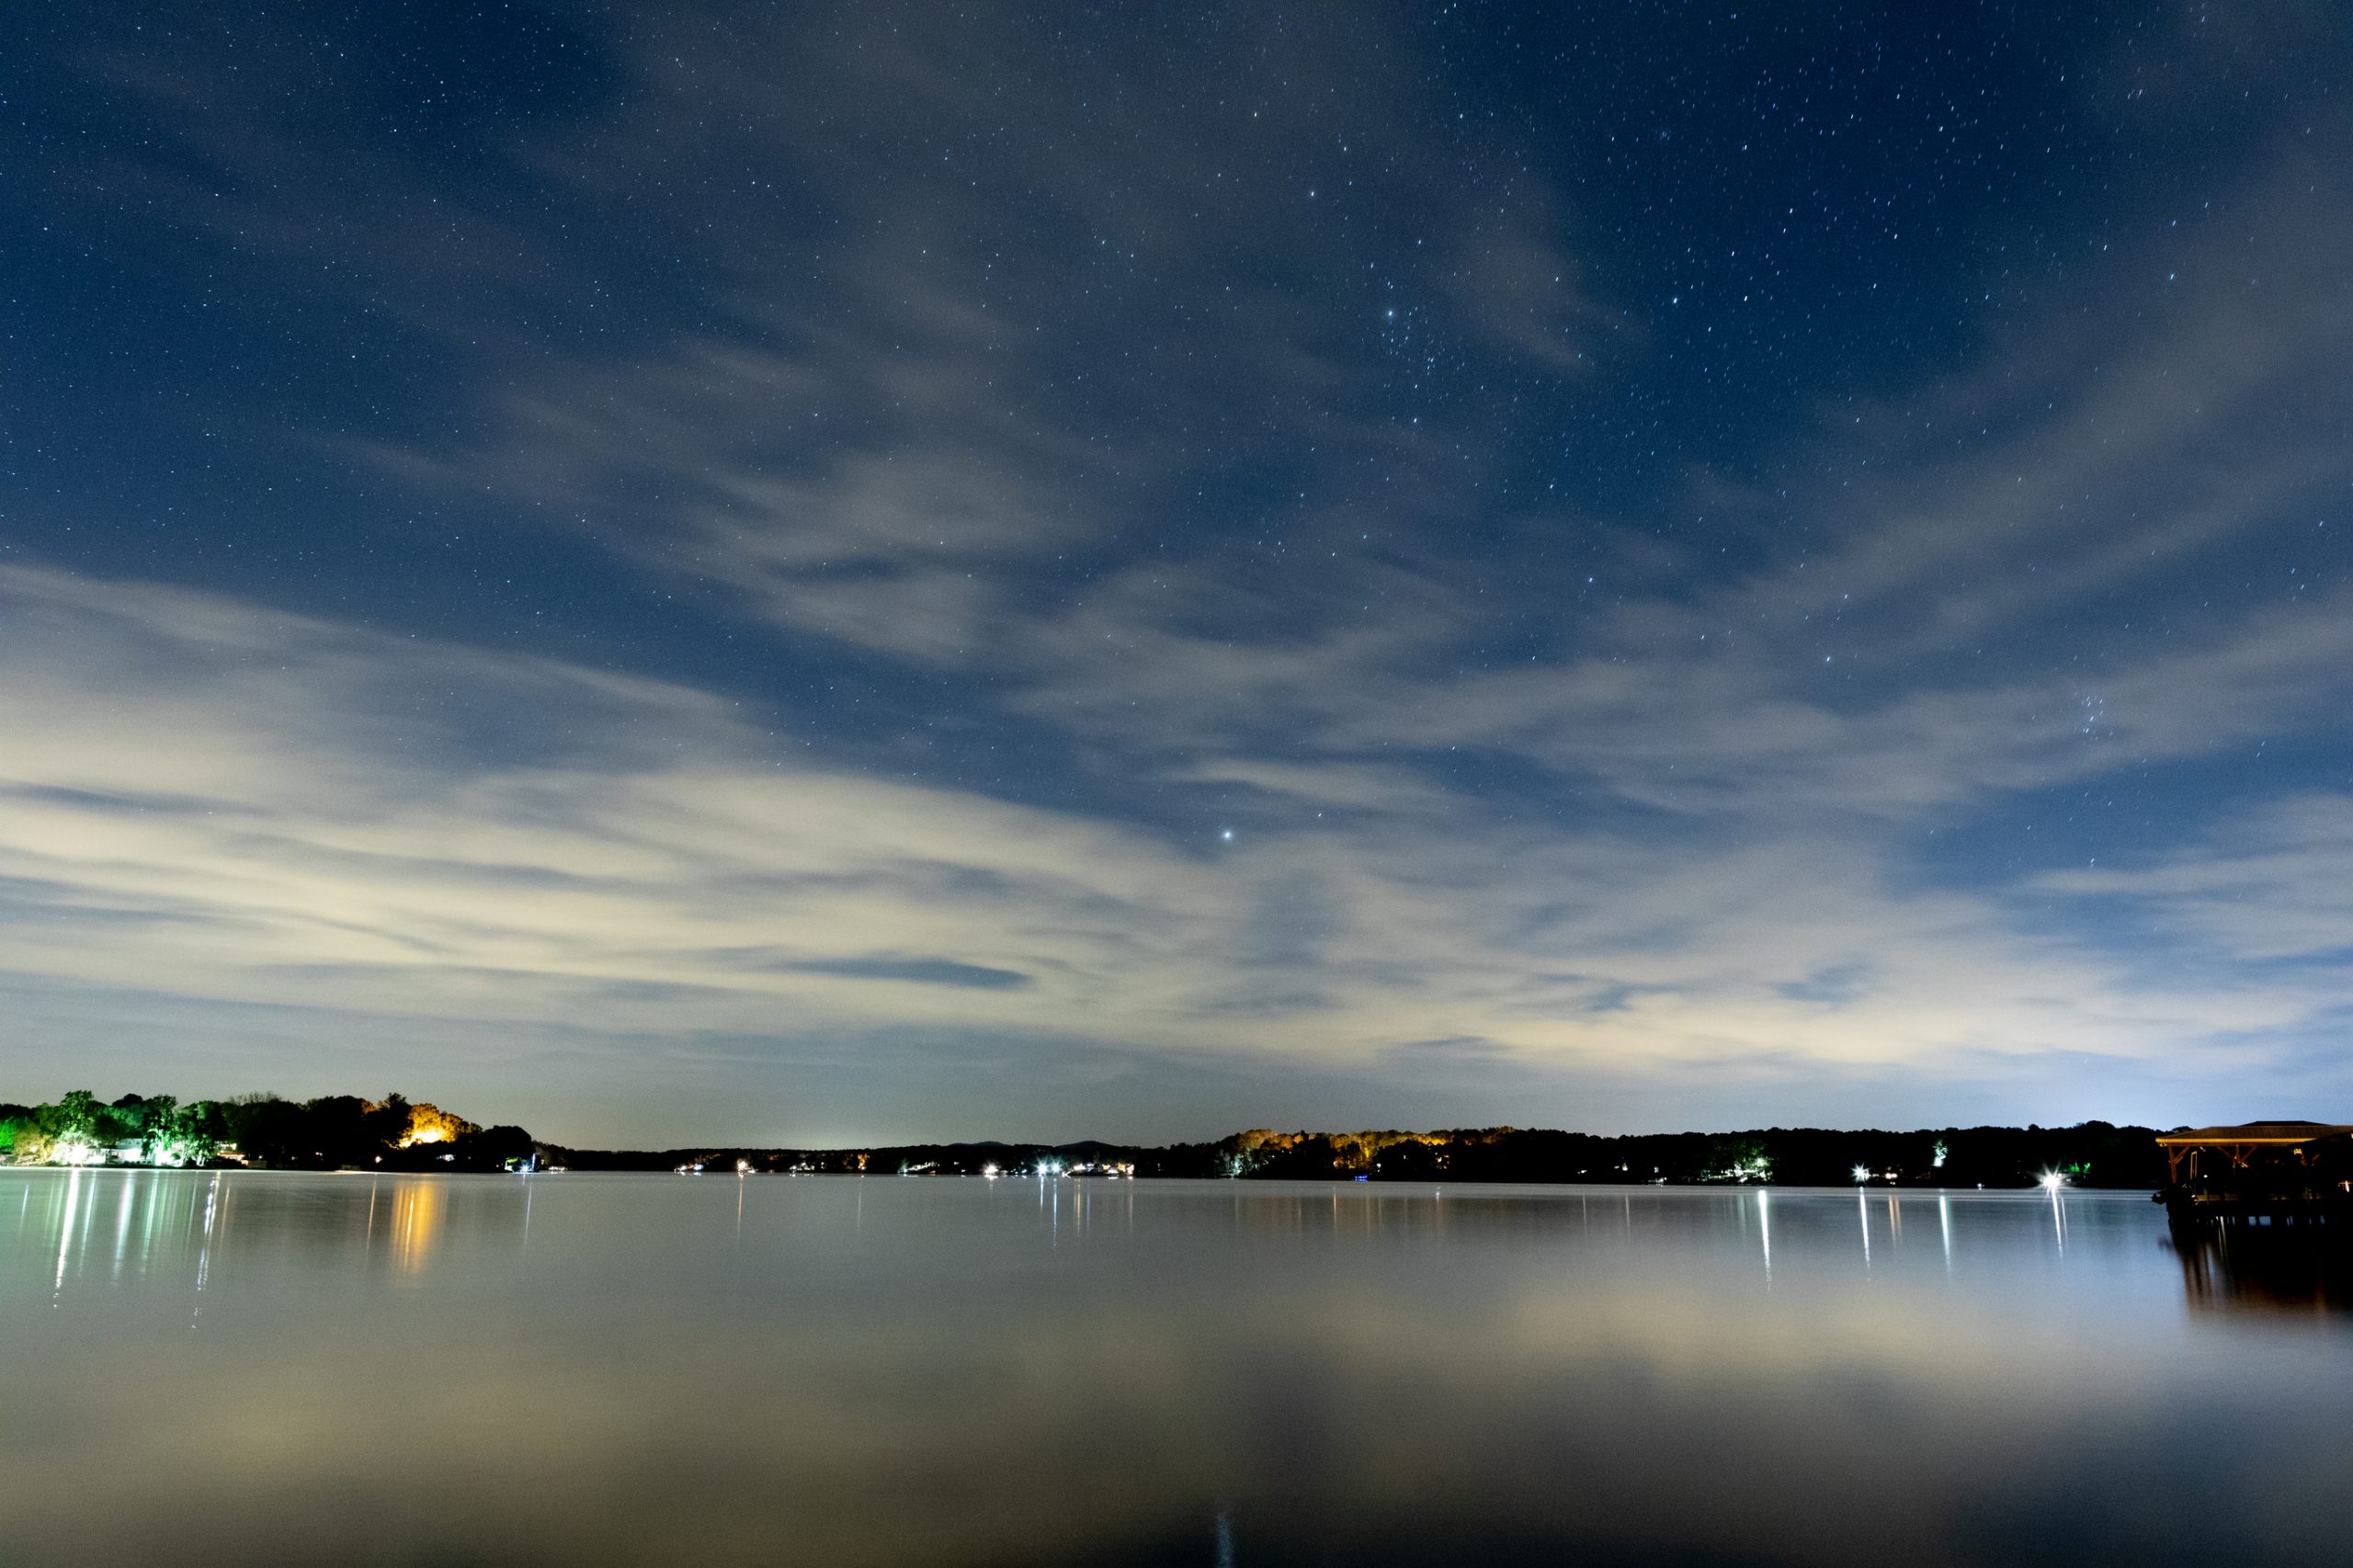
[6,1093,2166,1187]
[562,1121,2164,1188]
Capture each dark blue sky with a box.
[6,1,2350,1145]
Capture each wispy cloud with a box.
[2044,796,2353,967]
[7,560,2338,1137]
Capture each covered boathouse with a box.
[2156,1121,2353,1225]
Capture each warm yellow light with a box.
[394,1103,471,1148]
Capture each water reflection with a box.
[6,1169,532,1300]
[389,1177,442,1274]
[192,1171,219,1326]
[5,1174,2352,1568]
[2171,1215,2353,1317]
[51,1165,83,1300]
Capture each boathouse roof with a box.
[2155,1121,2353,1147]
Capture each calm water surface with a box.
[6,1170,2351,1566]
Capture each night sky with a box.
[6,3,2351,1146]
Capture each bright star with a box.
[1220,828,1234,842]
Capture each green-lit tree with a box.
[138,1095,180,1162]
[55,1090,100,1142]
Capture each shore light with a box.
[1851,1165,1870,1184]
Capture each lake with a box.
[6,1169,2350,1566]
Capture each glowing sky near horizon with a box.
[6,2,2353,1146]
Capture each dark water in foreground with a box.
[6,1172,2351,1567]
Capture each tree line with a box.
[0,1091,540,1172]
[575,1119,2166,1187]
[5,1092,2166,1186]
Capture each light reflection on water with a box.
[5,1171,2351,1567]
